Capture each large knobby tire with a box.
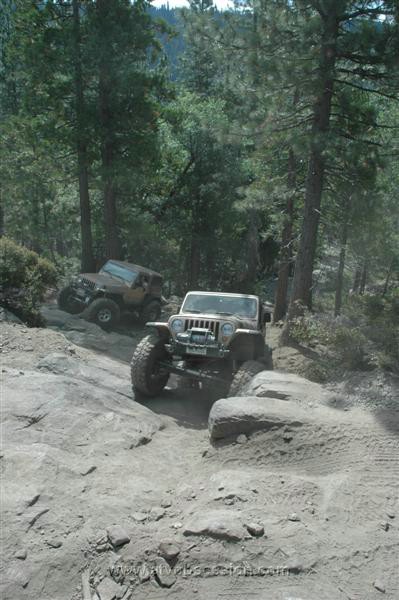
[85,298,120,329]
[228,360,265,397]
[57,286,81,314]
[139,300,162,325]
[131,334,170,397]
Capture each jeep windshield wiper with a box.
[214,311,234,316]
[184,309,201,313]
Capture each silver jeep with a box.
[130,291,272,398]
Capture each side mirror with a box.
[263,312,271,323]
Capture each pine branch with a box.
[337,67,391,81]
[334,79,399,101]
[337,52,391,67]
[336,130,383,147]
[342,6,395,20]
[270,115,313,133]
[330,111,399,130]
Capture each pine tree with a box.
[285,0,398,321]
[88,0,166,260]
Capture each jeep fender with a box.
[228,329,265,361]
[146,321,170,340]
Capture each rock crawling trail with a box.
[1,308,398,600]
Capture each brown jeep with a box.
[58,260,163,328]
[131,290,272,397]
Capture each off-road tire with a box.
[139,300,162,325]
[228,360,265,397]
[57,286,81,314]
[131,334,170,397]
[85,298,120,329]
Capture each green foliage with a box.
[290,289,399,374]
[290,313,323,346]
[0,1,398,319]
[330,326,370,370]
[0,237,57,326]
[346,291,399,373]
[300,361,330,384]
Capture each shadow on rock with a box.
[134,383,219,430]
[374,408,399,437]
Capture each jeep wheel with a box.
[139,300,162,325]
[58,286,81,314]
[85,298,120,329]
[131,334,171,397]
[228,360,265,397]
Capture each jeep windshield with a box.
[181,293,258,318]
[99,261,138,285]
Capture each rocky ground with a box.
[1,306,398,600]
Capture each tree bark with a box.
[31,185,42,253]
[72,0,95,272]
[382,258,394,297]
[286,8,339,315]
[0,184,4,237]
[334,216,348,317]
[359,260,367,294]
[73,0,95,272]
[234,210,259,294]
[352,267,361,294]
[97,0,121,260]
[189,232,201,289]
[273,147,296,323]
[188,197,203,289]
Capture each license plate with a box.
[187,346,207,356]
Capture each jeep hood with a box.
[79,273,128,292]
[178,312,257,330]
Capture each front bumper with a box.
[169,340,229,359]
[70,286,94,306]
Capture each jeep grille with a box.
[80,277,95,290]
[184,319,220,340]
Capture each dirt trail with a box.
[1,314,398,600]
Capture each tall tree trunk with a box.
[97,0,121,260]
[359,260,367,295]
[0,184,4,237]
[285,9,339,321]
[73,0,95,272]
[189,197,203,289]
[352,266,361,294]
[235,210,259,294]
[189,233,201,289]
[334,215,348,317]
[41,196,57,264]
[31,185,41,253]
[382,258,394,297]
[273,147,296,323]
[206,243,218,289]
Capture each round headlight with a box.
[171,318,184,333]
[221,323,234,336]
